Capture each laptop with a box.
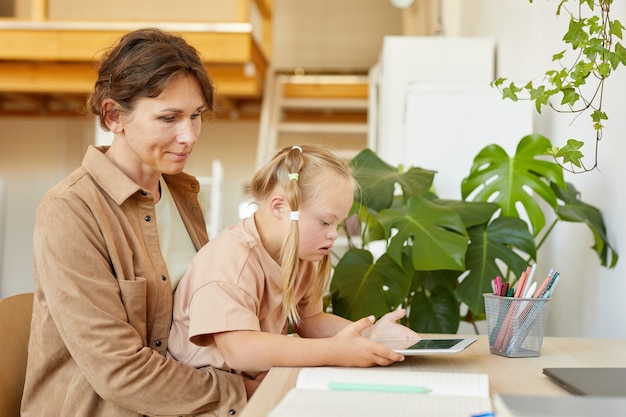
[494,393,626,417]
[543,367,626,396]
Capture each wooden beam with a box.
[0,22,268,98]
[282,76,369,99]
[29,0,48,20]
[254,0,273,18]
[0,62,94,93]
[184,32,259,64]
[0,16,271,114]
[207,64,264,97]
[0,61,265,97]
[0,26,264,64]
[235,0,249,22]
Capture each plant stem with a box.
[535,217,558,253]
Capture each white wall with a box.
[0,118,90,297]
[272,0,403,72]
[442,0,626,338]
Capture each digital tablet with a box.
[374,337,477,355]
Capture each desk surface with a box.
[240,335,626,417]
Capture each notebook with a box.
[267,367,493,417]
[542,367,626,396]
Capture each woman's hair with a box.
[87,28,215,130]
[250,145,356,326]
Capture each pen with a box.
[500,282,509,297]
[494,275,502,295]
[545,272,560,293]
[522,264,536,296]
[548,275,560,294]
[327,382,431,394]
[514,266,530,298]
[534,268,555,297]
[470,413,495,417]
[523,282,537,298]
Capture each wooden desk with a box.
[240,335,626,417]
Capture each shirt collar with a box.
[82,145,143,205]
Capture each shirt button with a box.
[229,409,236,415]
[155,340,162,347]
[144,215,151,222]
[141,190,148,196]
[161,275,167,281]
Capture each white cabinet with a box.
[404,81,533,199]
[369,36,533,199]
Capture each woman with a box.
[21,28,249,417]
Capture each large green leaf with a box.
[457,217,536,314]
[433,199,499,228]
[413,269,460,293]
[349,202,387,245]
[553,182,619,268]
[408,286,460,333]
[351,148,435,212]
[461,134,566,236]
[407,270,464,332]
[377,195,468,271]
[330,249,413,320]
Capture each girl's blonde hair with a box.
[250,145,356,326]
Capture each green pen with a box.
[327,382,431,394]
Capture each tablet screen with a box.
[373,337,477,355]
[406,339,465,349]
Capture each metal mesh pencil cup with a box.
[484,294,551,358]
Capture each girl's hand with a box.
[329,316,406,367]
[361,309,422,340]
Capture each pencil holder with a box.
[483,294,551,358]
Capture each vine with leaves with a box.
[492,0,625,173]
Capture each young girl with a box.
[168,145,419,380]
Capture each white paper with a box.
[268,367,492,417]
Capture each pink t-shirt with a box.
[168,216,321,372]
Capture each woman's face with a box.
[116,74,207,179]
[297,176,354,262]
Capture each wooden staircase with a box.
[256,71,369,169]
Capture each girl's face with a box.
[116,74,207,179]
[297,176,354,262]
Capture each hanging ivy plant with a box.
[492,0,625,173]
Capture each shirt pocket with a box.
[118,277,148,342]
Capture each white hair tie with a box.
[290,211,300,221]
[291,145,303,153]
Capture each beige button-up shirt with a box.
[21,146,246,417]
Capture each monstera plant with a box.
[327,134,618,334]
